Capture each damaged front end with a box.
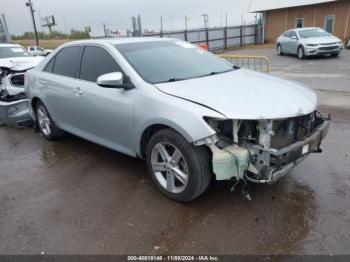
[204,111,330,184]
[0,67,33,127]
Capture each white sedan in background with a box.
[27,46,52,56]
[277,27,343,59]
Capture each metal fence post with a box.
[240,26,243,47]
[206,28,209,49]
[224,27,227,49]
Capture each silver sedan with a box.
[277,27,343,59]
[25,38,329,202]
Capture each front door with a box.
[288,31,299,55]
[71,45,135,156]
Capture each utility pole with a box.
[160,16,163,34]
[225,14,228,27]
[185,15,189,31]
[103,23,107,37]
[137,15,142,37]
[25,0,39,46]
[201,13,209,29]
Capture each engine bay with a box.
[205,111,329,184]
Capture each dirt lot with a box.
[14,39,69,49]
[1,48,350,255]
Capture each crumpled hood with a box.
[0,56,43,71]
[155,69,317,120]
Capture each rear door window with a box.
[44,57,55,73]
[52,46,82,78]
[283,31,291,37]
[79,46,122,82]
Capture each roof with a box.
[249,0,337,12]
[63,37,172,46]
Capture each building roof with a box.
[249,0,337,12]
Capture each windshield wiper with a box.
[165,77,184,82]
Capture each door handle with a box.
[73,87,83,97]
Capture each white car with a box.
[27,46,52,56]
[277,27,343,59]
[0,43,43,126]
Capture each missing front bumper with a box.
[245,119,330,184]
[210,118,330,184]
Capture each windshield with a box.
[299,29,331,38]
[0,46,32,59]
[115,40,233,84]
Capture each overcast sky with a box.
[3,0,256,36]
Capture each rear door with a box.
[280,31,291,53]
[40,45,83,130]
[71,45,135,155]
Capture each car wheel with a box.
[331,52,339,57]
[277,44,284,55]
[35,101,64,140]
[146,129,211,202]
[297,46,305,59]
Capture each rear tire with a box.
[297,46,305,59]
[277,44,284,55]
[35,101,64,141]
[145,129,211,202]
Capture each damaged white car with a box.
[0,43,42,126]
[25,39,330,202]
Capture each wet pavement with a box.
[224,47,350,93]
[0,106,349,255]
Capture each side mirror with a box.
[97,72,124,88]
[291,36,298,40]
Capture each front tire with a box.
[146,129,211,202]
[35,101,64,141]
[277,44,284,55]
[298,46,305,59]
[331,52,339,57]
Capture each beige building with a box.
[249,0,350,42]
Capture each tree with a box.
[69,29,90,39]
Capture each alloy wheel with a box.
[298,47,304,59]
[37,105,51,137]
[151,142,189,194]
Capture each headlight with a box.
[306,44,318,47]
[193,135,219,146]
